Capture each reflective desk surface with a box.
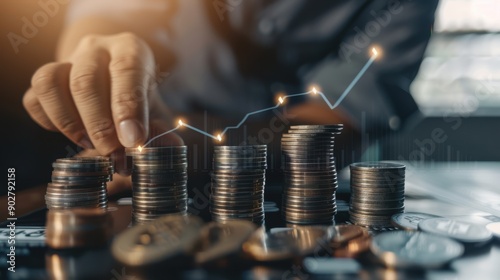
[1,162,500,280]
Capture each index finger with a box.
[107,33,155,148]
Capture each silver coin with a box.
[371,231,463,268]
[486,222,500,239]
[112,214,202,266]
[391,212,441,231]
[419,218,493,244]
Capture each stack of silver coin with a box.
[210,145,267,225]
[281,124,343,225]
[126,146,188,224]
[349,162,405,226]
[46,157,112,209]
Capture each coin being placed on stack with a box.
[281,124,343,225]
[349,162,406,226]
[126,146,188,224]
[45,157,113,209]
[210,145,267,225]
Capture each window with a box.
[410,0,500,116]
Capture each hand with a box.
[23,32,180,156]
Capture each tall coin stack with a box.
[349,162,405,226]
[281,124,343,225]
[45,157,112,209]
[126,146,188,224]
[210,145,267,225]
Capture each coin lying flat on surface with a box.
[371,231,464,269]
[486,222,500,239]
[194,220,256,266]
[418,218,493,244]
[391,212,441,230]
[243,226,333,262]
[330,225,371,258]
[303,258,361,275]
[111,214,203,267]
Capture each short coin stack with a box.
[210,145,267,225]
[349,162,406,226]
[45,157,112,209]
[126,146,188,224]
[281,124,343,225]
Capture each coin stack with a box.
[349,162,406,226]
[45,157,112,209]
[210,145,267,224]
[281,125,343,225]
[126,146,188,224]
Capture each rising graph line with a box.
[142,48,379,147]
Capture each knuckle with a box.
[87,119,115,142]
[22,92,36,111]
[70,67,99,98]
[109,54,143,74]
[57,117,81,134]
[79,34,100,48]
[113,98,141,121]
[31,63,63,96]
[116,32,138,42]
[115,32,146,49]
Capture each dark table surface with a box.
[1,162,500,280]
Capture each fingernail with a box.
[119,120,144,147]
[79,135,94,149]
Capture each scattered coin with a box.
[486,222,500,239]
[391,212,441,230]
[111,214,203,267]
[330,225,371,258]
[194,220,256,266]
[418,218,493,244]
[371,231,464,268]
[243,226,333,262]
[303,258,361,275]
[349,162,405,227]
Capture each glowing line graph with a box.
[142,48,379,147]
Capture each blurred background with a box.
[0,1,71,192]
[378,0,500,162]
[1,0,500,193]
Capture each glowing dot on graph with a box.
[217,134,222,142]
[312,87,318,95]
[178,119,184,127]
[137,145,143,152]
[278,97,284,104]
